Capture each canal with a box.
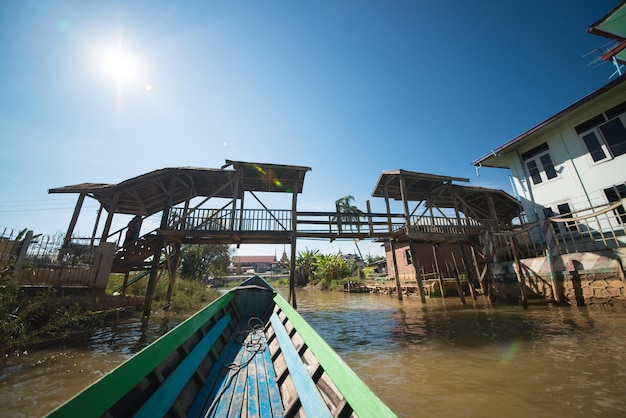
[2,289,626,417]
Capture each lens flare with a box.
[499,340,520,365]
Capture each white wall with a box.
[503,83,626,222]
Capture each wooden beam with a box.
[508,234,528,309]
[144,175,178,317]
[289,186,299,309]
[400,174,425,303]
[432,245,446,298]
[101,193,119,242]
[60,192,86,260]
[389,240,403,301]
[447,251,465,304]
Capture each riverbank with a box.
[1,275,221,356]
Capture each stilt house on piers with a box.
[371,170,521,302]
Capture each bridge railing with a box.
[406,215,485,236]
[296,211,406,235]
[168,207,408,235]
[169,207,292,232]
[168,207,504,238]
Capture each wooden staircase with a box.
[112,233,158,273]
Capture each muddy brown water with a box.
[2,289,626,417]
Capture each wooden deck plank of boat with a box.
[189,318,284,418]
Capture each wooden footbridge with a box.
[49,160,520,315]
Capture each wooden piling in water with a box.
[451,252,466,305]
[390,240,403,301]
[432,245,446,298]
[508,235,528,309]
[458,244,477,300]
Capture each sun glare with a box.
[99,47,139,83]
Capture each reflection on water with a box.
[3,290,626,417]
[294,290,626,417]
[0,313,187,417]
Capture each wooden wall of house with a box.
[384,242,482,280]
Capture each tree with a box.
[294,249,319,287]
[315,252,357,290]
[334,195,362,231]
[178,244,232,281]
[279,250,290,272]
[365,254,386,264]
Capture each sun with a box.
[99,47,139,84]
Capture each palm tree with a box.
[334,195,362,231]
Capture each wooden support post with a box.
[144,236,164,317]
[432,245,446,298]
[398,174,425,303]
[408,238,426,303]
[122,271,130,296]
[230,173,240,232]
[459,244,477,300]
[335,201,343,234]
[470,245,487,297]
[90,205,103,247]
[451,252,466,305]
[508,235,528,309]
[11,230,33,282]
[366,200,374,235]
[545,247,562,304]
[59,193,86,260]
[289,238,297,309]
[100,193,119,243]
[389,240,403,300]
[165,242,181,308]
[144,177,177,317]
[289,185,299,309]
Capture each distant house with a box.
[473,74,626,235]
[230,255,277,274]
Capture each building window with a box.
[576,101,626,163]
[404,249,412,265]
[521,143,558,185]
[543,203,574,233]
[604,184,626,224]
[556,203,575,231]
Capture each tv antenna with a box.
[584,40,624,79]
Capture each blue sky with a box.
[0,0,621,258]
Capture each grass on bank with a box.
[0,283,113,355]
[1,274,221,355]
[106,273,221,312]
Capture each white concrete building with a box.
[473,75,626,227]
